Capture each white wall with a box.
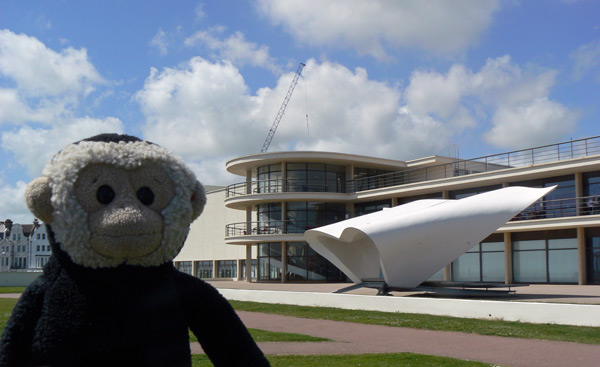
[175,188,253,262]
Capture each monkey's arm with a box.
[175,272,270,367]
[0,277,47,366]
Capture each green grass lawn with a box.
[230,300,600,345]
[191,353,496,367]
[0,287,25,294]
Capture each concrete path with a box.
[191,311,600,367]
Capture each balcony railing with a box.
[511,195,600,221]
[226,220,335,237]
[347,136,600,193]
[226,179,345,198]
[227,195,600,238]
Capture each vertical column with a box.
[212,260,218,279]
[237,259,243,281]
[281,241,287,283]
[192,261,198,278]
[501,183,513,284]
[504,232,513,284]
[245,169,252,195]
[347,164,355,192]
[578,227,587,285]
[281,161,287,192]
[575,172,583,216]
[392,197,398,207]
[245,245,252,282]
[442,190,452,281]
[246,207,252,235]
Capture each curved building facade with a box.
[175,136,600,286]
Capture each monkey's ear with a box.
[25,177,54,224]
[190,180,206,222]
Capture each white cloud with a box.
[185,29,279,73]
[1,117,125,177]
[0,180,33,224]
[0,29,104,97]
[485,98,579,148]
[136,57,262,161]
[151,28,169,56]
[256,0,499,59]
[571,39,600,82]
[402,56,578,150]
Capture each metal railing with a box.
[227,195,600,238]
[348,136,600,193]
[226,220,334,237]
[511,195,600,221]
[226,136,600,197]
[226,179,345,198]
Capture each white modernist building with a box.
[174,135,600,286]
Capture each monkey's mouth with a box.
[90,233,163,259]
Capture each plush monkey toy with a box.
[0,134,270,367]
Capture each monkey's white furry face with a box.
[42,140,205,268]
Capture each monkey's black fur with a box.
[0,226,269,366]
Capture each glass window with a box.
[240,259,257,280]
[548,249,578,283]
[217,260,237,278]
[513,247,546,283]
[512,231,578,283]
[452,252,480,282]
[286,202,346,232]
[257,203,282,234]
[284,242,347,282]
[287,163,346,193]
[514,240,545,250]
[481,251,505,282]
[178,261,193,275]
[257,164,282,193]
[586,228,600,284]
[258,243,282,281]
[194,261,213,278]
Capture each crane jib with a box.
[260,62,306,153]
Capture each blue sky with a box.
[1,0,599,223]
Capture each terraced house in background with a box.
[0,219,51,271]
[174,136,600,286]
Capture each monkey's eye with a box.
[137,187,154,206]
[97,185,115,205]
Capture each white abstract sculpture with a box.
[305,186,554,289]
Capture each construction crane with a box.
[260,62,305,153]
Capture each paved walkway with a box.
[191,311,600,367]
[207,280,600,305]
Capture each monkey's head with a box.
[25,134,206,268]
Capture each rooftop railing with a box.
[348,136,600,192]
[226,136,600,197]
